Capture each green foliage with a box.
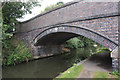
[55,64,83,79]
[3,39,32,66]
[0,4,3,64]
[77,36,94,47]
[63,36,105,50]
[44,5,56,12]
[2,2,40,20]
[41,1,64,13]
[111,70,120,78]
[93,71,108,78]
[73,63,77,66]
[64,37,84,49]
[96,48,109,54]
[2,2,40,46]
[1,2,40,65]
[64,36,95,49]
[56,2,64,6]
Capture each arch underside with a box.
[34,25,118,51]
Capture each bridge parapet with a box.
[18,2,119,32]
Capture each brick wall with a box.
[15,1,119,54]
[18,2,118,32]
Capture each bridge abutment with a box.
[112,58,119,72]
[119,59,120,72]
[111,47,119,72]
[33,45,62,59]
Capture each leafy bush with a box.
[2,2,40,65]
[111,70,120,78]
[41,1,64,13]
[2,2,40,43]
[3,39,32,66]
[64,36,95,49]
[63,36,103,49]
[64,37,84,49]
[77,36,94,47]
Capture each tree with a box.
[56,1,64,6]
[2,2,40,45]
[2,1,41,55]
[41,1,64,13]
[1,1,41,65]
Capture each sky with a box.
[17,0,74,22]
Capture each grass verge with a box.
[93,71,120,80]
[93,71,108,78]
[54,64,83,79]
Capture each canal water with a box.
[2,46,104,78]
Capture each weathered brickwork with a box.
[32,26,117,53]
[16,17,118,48]
[18,2,118,32]
[15,2,119,71]
[65,16,119,42]
[112,58,119,71]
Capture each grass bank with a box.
[93,71,108,78]
[54,64,83,79]
[93,71,120,79]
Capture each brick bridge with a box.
[16,1,119,71]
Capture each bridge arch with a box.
[33,25,118,71]
[33,25,118,51]
[16,1,119,72]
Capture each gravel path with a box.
[77,51,112,78]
